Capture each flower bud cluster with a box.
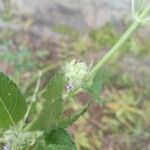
[2,129,43,150]
[63,60,89,91]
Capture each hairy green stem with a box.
[66,5,150,98]
[90,5,150,78]
[23,71,42,125]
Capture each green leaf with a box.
[58,102,89,128]
[84,69,105,103]
[46,144,73,150]
[29,73,64,131]
[0,72,26,129]
[34,139,46,150]
[45,128,76,150]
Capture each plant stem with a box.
[23,62,61,94]
[90,5,150,78]
[23,71,42,125]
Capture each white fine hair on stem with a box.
[132,0,150,23]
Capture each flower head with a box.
[2,128,43,150]
[63,60,89,91]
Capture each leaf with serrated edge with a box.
[29,73,64,131]
[45,128,76,150]
[0,72,26,129]
[84,69,105,103]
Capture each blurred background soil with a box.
[0,0,150,149]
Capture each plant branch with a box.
[67,5,150,98]
[90,5,150,78]
[23,71,42,125]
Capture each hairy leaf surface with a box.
[85,69,105,103]
[45,128,76,150]
[29,73,64,131]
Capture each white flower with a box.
[66,83,74,92]
[3,144,9,150]
[63,60,89,90]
